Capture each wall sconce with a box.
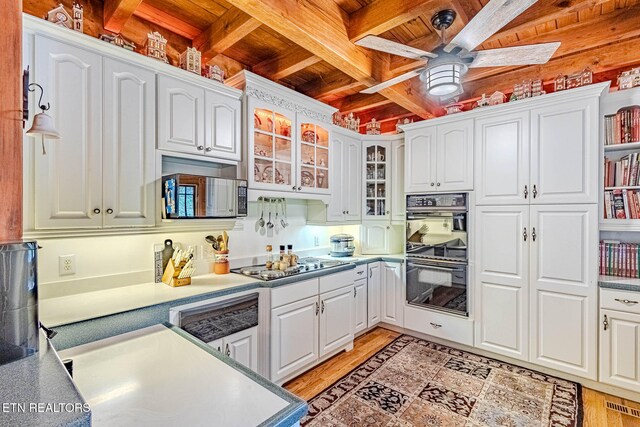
[24,71,60,155]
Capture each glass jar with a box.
[265,245,273,270]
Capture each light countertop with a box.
[58,324,306,427]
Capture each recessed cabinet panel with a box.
[475,112,529,205]
[391,140,405,222]
[381,262,403,327]
[436,120,473,191]
[158,75,205,155]
[354,280,367,334]
[367,262,381,328]
[405,130,436,193]
[479,283,525,358]
[103,58,155,227]
[206,91,241,160]
[319,286,354,357]
[344,138,362,221]
[360,223,390,254]
[34,36,103,229]
[600,309,640,391]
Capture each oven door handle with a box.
[407,263,462,272]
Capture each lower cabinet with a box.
[367,262,381,328]
[360,223,391,254]
[208,327,258,372]
[404,305,474,346]
[319,285,355,356]
[381,262,404,327]
[354,278,368,334]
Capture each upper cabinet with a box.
[326,129,361,222]
[363,140,391,220]
[299,120,330,194]
[157,74,242,161]
[404,119,473,193]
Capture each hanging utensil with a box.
[279,199,287,228]
[274,201,280,231]
[283,199,289,228]
[267,199,274,229]
[223,231,229,251]
[205,235,219,251]
[258,198,265,228]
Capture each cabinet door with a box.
[327,135,344,221]
[270,296,319,381]
[354,279,367,334]
[157,74,205,155]
[475,112,530,205]
[530,99,598,204]
[436,119,474,192]
[207,338,223,353]
[405,128,437,193]
[299,120,330,194]
[205,91,241,161]
[381,262,404,327]
[363,141,391,219]
[475,206,530,361]
[224,327,258,372]
[319,285,354,357]
[103,58,156,228]
[344,137,362,221]
[367,262,381,328]
[360,223,390,254]
[34,36,103,229]
[391,139,406,222]
[530,204,597,379]
[599,309,640,391]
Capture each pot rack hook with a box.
[28,83,50,112]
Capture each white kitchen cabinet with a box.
[529,204,597,379]
[600,309,640,391]
[363,140,391,220]
[270,296,319,382]
[207,339,223,352]
[34,36,103,229]
[436,119,474,192]
[475,111,530,205]
[404,119,473,194]
[530,98,598,205]
[381,262,404,327]
[326,130,361,222]
[102,58,156,228]
[475,206,530,361]
[204,90,241,161]
[319,285,355,357]
[354,279,367,334]
[360,223,391,254]
[391,139,406,222]
[224,327,258,372]
[367,262,381,328]
[157,74,205,156]
[298,118,331,195]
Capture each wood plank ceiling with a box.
[24,0,640,133]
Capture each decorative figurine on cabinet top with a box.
[618,67,640,90]
[204,64,225,83]
[489,91,506,106]
[554,74,566,92]
[72,2,83,33]
[365,118,381,135]
[45,3,83,32]
[554,67,593,92]
[179,47,202,75]
[476,94,490,108]
[531,79,545,97]
[395,118,413,134]
[146,31,169,64]
[100,33,136,51]
[444,102,464,115]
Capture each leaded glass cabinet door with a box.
[298,120,330,194]
[250,102,294,192]
[363,140,390,220]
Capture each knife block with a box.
[161,259,191,287]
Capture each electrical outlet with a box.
[314,236,320,247]
[59,255,76,276]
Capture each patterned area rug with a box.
[302,335,582,426]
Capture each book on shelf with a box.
[604,105,640,145]
[604,153,640,187]
[600,240,640,278]
[603,188,640,219]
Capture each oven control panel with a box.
[407,193,467,210]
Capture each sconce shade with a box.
[26,112,60,139]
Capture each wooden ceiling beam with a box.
[252,46,322,80]
[133,2,202,40]
[330,93,392,113]
[297,70,363,99]
[224,0,436,118]
[104,0,143,34]
[193,7,262,61]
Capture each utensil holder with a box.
[214,250,230,274]
[161,259,192,287]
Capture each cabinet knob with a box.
[346,210,349,214]
[436,182,441,187]
[197,145,204,151]
[292,186,297,191]
[315,301,319,315]
[532,184,538,198]
[321,300,325,313]
[532,227,537,242]
[523,227,527,241]
[93,208,101,214]
[106,208,114,215]
[386,211,389,214]
[603,314,609,331]
[343,211,346,214]
[205,147,212,152]
[225,343,230,356]
[524,185,528,199]
[386,226,390,229]
[298,186,302,191]
[430,322,442,329]
[430,183,435,187]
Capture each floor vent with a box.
[606,400,640,418]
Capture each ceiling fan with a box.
[356,0,560,100]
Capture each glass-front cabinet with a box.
[252,105,294,191]
[363,140,391,220]
[299,121,330,194]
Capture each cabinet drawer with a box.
[319,269,355,294]
[404,305,474,346]
[354,264,367,279]
[271,279,319,308]
[601,288,640,315]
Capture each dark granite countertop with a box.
[599,276,640,292]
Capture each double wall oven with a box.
[405,193,469,317]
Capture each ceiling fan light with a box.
[420,63,463,96]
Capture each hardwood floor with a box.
[284,327,640,427]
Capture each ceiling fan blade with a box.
[445,0,537,53]
[360,68,424,94]
[468,42,560,67]
[356,35,436,59]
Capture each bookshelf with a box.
[600,86,640,231]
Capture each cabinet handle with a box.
[523,227,527,241]
[315,301,319,316]
[205,147,212,152]
[217,346,221,352]
[532,227,536,242]
[370,269,373,278]
[343,210,346,214]
[298,186,302,191]
[614,298,639,305]
[430,183,435,187]
[106,208,114,215]
[93,208,101,214]
[292,186,297,191]
[197,145,204,151]
[321,300,325,313]
[603,314,609,331]
[532,184,538,198]
[430,322,442,329]
[436,182,441,187]
[357,270,364,275]
[225,343,230,356]
[524,185,528,199]
[386,211,390,215]
[346,210,349,214]
[354,287,357,298]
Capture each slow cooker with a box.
[329,234,356,257]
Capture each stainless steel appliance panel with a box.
[406,259,468,316]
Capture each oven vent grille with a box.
[606,401,640,418]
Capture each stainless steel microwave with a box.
[162,174,248,219]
